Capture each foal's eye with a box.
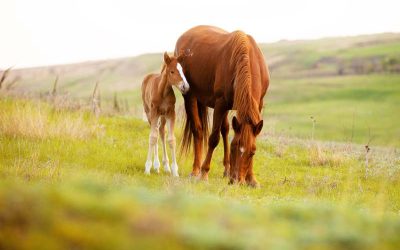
[170,71,175,74]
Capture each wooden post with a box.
[92,81,101,118]
[0,67,12,90]
[113,92,120,113]
[52,75,59,97]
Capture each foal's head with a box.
[229,116,263,187]
[163,52,190,94]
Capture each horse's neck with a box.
[154,71,171,102]
[233,55,260,124]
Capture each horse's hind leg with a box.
[221,114,230,177]
[184,96,203,176]
[159,117,171,173]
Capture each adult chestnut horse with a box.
[175,25,269,187]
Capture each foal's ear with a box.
[163,52,171,64]
[232,116,241,133]
[253,120,263,136]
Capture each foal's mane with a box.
[230,31,260,125]
[160,63,167,75]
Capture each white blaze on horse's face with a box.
[240,147,245,157]
[177,63,190,94]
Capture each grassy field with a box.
[266,74,400,147]
[1,97,399,249]
[1,33,400,249]
[2,33,400,146]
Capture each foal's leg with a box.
[221,114,230,177]
[167,112,179,177]
[145,116,159,174]
[200,99,228,180]
[159,117,171,173]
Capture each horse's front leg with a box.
[200,99,228,180]
[167,112,179,177]
[145,116,160,174]
[221,114,230,177]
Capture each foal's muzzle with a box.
[178,81,190,94]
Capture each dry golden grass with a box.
[308,143,346,167]
[0,99,98,140]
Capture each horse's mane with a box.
[230,31,260,125]
[160,63,167,74]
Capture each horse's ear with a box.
[163,52,171,64]
[253,120,263,136]
[177,54,184,64]
[232,116,241,133]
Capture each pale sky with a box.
[1,0,399,68]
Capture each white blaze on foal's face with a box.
[176,63,190,94]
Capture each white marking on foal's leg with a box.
[167,117,179,177]
[145,139,152,175]
[160,124,171,173]
[145,120,158,175]
[153,138,160,173]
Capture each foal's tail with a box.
[180,101,209,154]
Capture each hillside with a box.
[2,32,399,147]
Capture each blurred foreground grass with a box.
[1,97,399,249]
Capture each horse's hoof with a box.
[145,161,152,174]
[189,171,200,178]
[223,170,230,178]
[153,161,160,171]
[171,163,179,177]
[248,180,260,188]
[200,173,209,181]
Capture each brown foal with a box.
[141,52,189,176]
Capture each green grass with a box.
[1,97,399,249]
[266,74,400,147]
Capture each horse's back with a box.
[175,26,269,108]
[141,73,158,113]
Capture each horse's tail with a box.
[180,100,209,154]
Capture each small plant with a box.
[310,116,316,141]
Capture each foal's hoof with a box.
[171,163,179,177]
[144,170,150,175]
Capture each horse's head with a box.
[229,116,263,187]
[163,52,190,94]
